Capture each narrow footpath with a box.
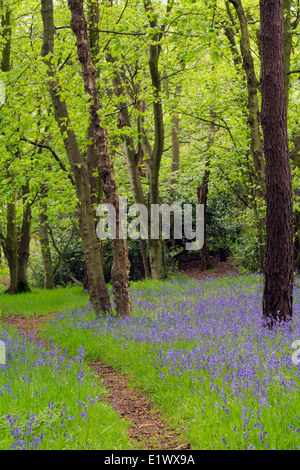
[1,314,190,451]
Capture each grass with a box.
[0,286,89,317]
[0,323,131,450]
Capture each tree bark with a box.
[68,0,132,317]
[17,183,32,293]
[41,0,111,315]
[39,203,54,289]
[5,202,18,293]
[260,0,294,326]
[87,0,103,214]
[1,2,17,294]
[283,0,292,111]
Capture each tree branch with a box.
[20,137,75,186]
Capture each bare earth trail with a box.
[1,256,239,450]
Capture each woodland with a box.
[0,0,299,452]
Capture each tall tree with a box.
[39,203,54,290]
[67,0,132,317]
[17,182,32,293]
[41,0,111,315]
[260,0,294,326]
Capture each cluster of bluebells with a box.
[49,275,300,449]
[0,326,100,450]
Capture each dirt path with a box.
[1,314,190,450]
[178,254,240,280]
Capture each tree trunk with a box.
[105,53,151,279]
[283,0,292,112]
[1,2,17,294]
[87,0,103,214]
[41,0,111,316]
[260,0,294,326]
[17,184,32,293]
[5,202,18,293]
[197,112,216,270]
[145,6,168,279]
[197,164,210,269]
[68,0,132,317]
[48,224,82,286]
[39,204,54,289]
[228,0,266,198]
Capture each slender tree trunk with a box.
[105,53,151,278]
[39,204,54,289]
[197,112,216,269]
[1,2,17,293]
[164,76,181,249]
[87,0,103,214]
[68,0,132,317]
[146,32,168,278]
[41,0,111,315]
[169,85,181,188]
[48,225,82,286]
[224,2,267,268]
[228,0,266,197]
[6,202,18,293]
[261,0,294,326]
[139,238,150,279]
[17,184,31,293]
[0,1,11,73]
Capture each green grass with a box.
[0,324,131,450]
[0,286,89,317]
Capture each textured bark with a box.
[39,204,54,289]
[87,0,102,213]
[5,202,18,293]
[68,0,131,317]
[0,2,11,73]
[261,0,294,326]
[17,184,32,293]
[1,2,16,293]
[283,0,292,111]
[41,0,111,315]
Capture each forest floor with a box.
[1,256,240,450]
[178,253,240,280]
[2,313,190,450]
